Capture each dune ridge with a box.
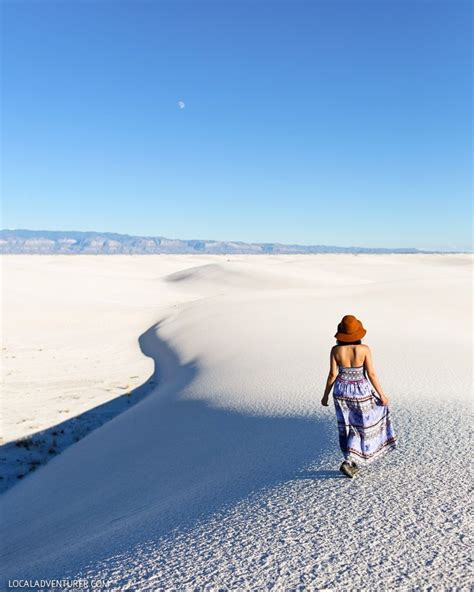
[0,254,471,589]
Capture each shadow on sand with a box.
[0,325,164,494]
[1,321,339,579]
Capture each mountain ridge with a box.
[0,228,452,254]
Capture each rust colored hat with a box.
[334,314,366,342]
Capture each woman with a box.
[321,314,398,478]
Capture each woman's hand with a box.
[372,388,390,406]
[321,395,329,407]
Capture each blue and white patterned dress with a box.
[333,365,398,465]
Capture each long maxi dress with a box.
[332,365,398,465]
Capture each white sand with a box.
[0,254,472,590]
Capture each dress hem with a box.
[344,439,398,466]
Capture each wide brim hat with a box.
[334,314,366,342]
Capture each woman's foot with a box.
[339,461,356,478]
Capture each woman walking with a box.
[321,314,398,478]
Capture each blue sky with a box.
[2,1,472,250]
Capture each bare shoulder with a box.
[359,344,370,362]
[330,345,340,360]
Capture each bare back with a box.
[327,343,386,402]
[333,344,368,368]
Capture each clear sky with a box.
[2,1,472,250]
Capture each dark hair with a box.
[336,339,362,345]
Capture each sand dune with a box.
[0,254,472,590]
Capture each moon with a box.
[177,100,185,110]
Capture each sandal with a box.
[339,461,356,478]
[350,461,360,475]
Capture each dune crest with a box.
[1,254,471,589]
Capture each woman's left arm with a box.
[321,347,339,406]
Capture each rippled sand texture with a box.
[1,254,472,590]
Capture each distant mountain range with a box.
[0,229,443,254]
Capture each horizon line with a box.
[1,228,472,254]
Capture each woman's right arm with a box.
[364,346,390,405]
